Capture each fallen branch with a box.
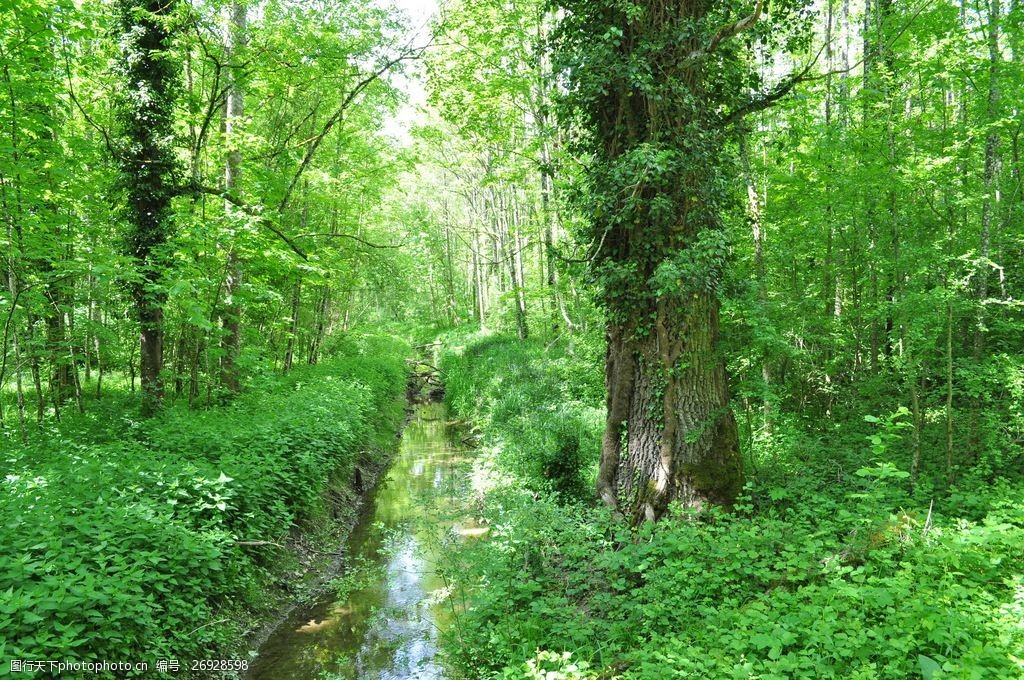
[408,360,443,373]
[234,539,344,557]
[234,540,287,549]
[186,618,230,636]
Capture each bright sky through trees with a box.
[381,0,438,142]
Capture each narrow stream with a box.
[247,402,478,679]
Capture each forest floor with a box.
[239,419,405,670]
[1,328,1021,680]
[431,329,1024,680]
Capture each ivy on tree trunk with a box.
[115,0,180,416]
[557,0,808,520]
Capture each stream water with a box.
[246,402,478,679]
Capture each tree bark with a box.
[283,277,301,374]
[598,294,743,522]
[975,0,1001,360]
[511,191,530,340]
[2,260,27,443]
[569,0,752,519]
[307,285,329,366]
[739,132,771,431]
[945,293,954,481]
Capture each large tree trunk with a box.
[598,294,743,522]
[559,0,770,520]
[44,285,74,404]
[138,301,165,416]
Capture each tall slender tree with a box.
[220,0,246,394]
[115,0,181,416]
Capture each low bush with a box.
[0,333,408,675]
[446,482,1024,679]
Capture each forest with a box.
[0,0,1022,677]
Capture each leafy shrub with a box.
[444,479,1024,679]
[441,332,602,499]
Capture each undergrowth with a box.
[441,331,604,499]
[438,331,1024,680]
[0,333,409,676]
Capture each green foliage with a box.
[3,0,1024,675]
[437,333,1024,680]
[0,333,408,670]
[863,407,913,458]
[441,331,603,498]
[444,466,1024,679]
[552,0,813,325]
[0,0,418,427]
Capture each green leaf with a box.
[22,611,44,625]
[918,654,941,679]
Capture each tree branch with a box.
[58,32,117,160]
[687,0,765,63]
[277,44,429,213]
[294,232,405,249]
[720,0,935,127]
[720,44,826,127]
[187,184,309,260]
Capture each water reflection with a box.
[247,402,477,680]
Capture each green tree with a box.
[114,0,181,416]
